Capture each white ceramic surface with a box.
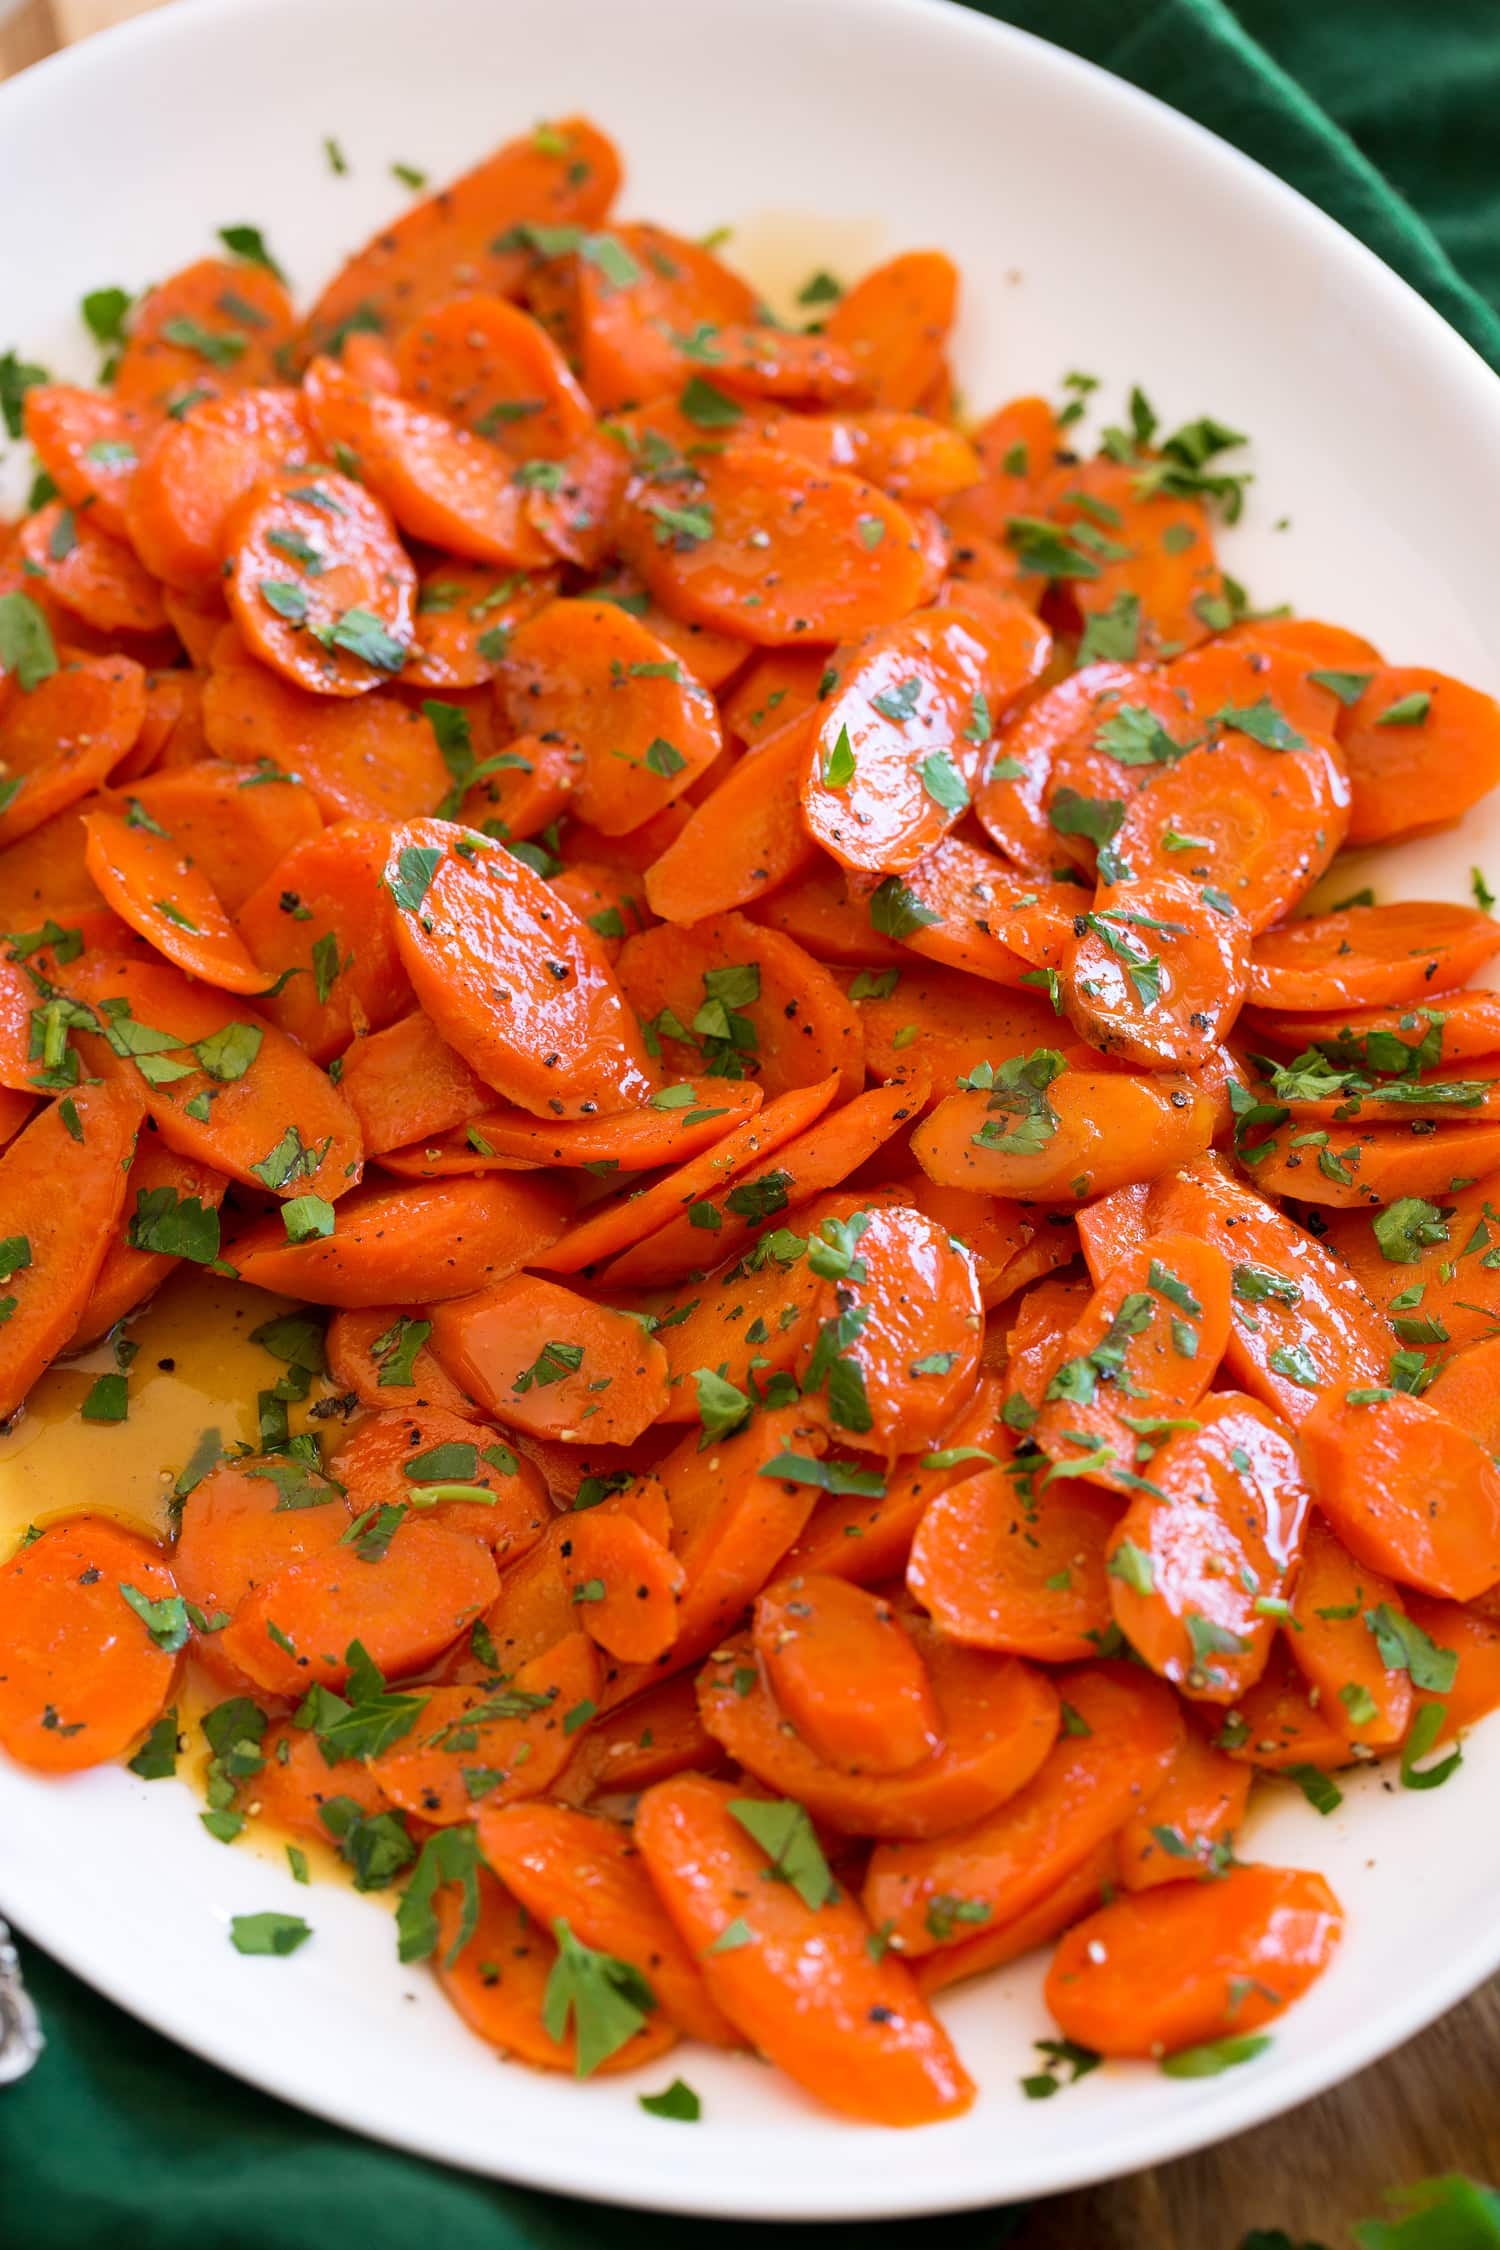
[2,0,1499,2218]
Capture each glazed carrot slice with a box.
[1002,1274,1096,1417]
[1221,615,1381,672]
[228,1171,571,1305]
[1335,667,1500,845]
[219,1515,498,1696]
[824,252,958,411]
[251,1720,392,1841]
[1166,634,1348,740]
[371,1634,599,1822]
[1285,1514,1414,1750]
[1033,1232,1232,1491]
[699,1615,1058,1839]
[847,960,1097,1096]
[478,1802,737,2048]
[1242,1118,1500,1209]
[74,1134,228,1344]
[1248,902,1500,1011]
[1044,1864,1343,2059]
[1299,1387,1500,1600]
[566,221,754,408]
[677,325,861,408]
[553,1671,719,1804]
[382,1077,762,1178]
[435,1864,676,2074]
[303,118,620,356]
[0,1079,141,1420]
[337,1012,490,1154]
[617,912,863,1101]
[224,468,416,697]
[303,357,550,568]
[1424,1333,1500,1454]
[973,658,1148,872]
[1146,1157,1388,1422]
[1404,1595,1500,1739]
[915,1839,1117,1996]
[173,1455,348,1623]
[642,710,819,925]
[642,1239,824,1416]
[558,1510,685,1664]
[747,850,905,967]
[235,821,411,1061]
[617,445,928,646]
[0,1518,179,1772]
[1225,1642,1355,1773]
[604,1072,924,1287]
[1117,1724,1250,1891]
[111,759,324,911]
[1246,989,1500,1071]
[82,810,273,994]
[1044,459,1223,661]
[427,1272,670,1443]
[1322,1171,1500,1356]
[64,952,362,1202]
[395,292,595,459]
[634,1773,974,2125]
[24,385,163,539]
[912,1065,1217,1202]
[1075,1179,1152,1284]
[18,502,168,638]
[125,388,313,591]
[113,669,211,785]
[203,634,450,820]
[893,834,1080,988]
[405,558,559,690]
[0,653,148,848]
[718,649,827,750]
[802,600,1050,876]
[112,257,296,408]
[754,1575,942,1773]
[532,1076,838,1276]
[1105,1393,1309,1702]
[1064,876,1249,1071]
[908,1453,1118,1659]
[325,1307,480,1419]
[383,817,653,1119]
[498,597,723,834]
[861,1662,1181,1955]
[762,409,981,503]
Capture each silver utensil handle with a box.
[0,1917,44,2085]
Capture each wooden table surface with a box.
[2,0,1497,2236]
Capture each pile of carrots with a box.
[1,113,1499,2128]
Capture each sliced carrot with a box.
[1404,1594,1500,1739]
[75,1132,227,1344]
[0,1518,178,1772]
[700,1614,1057,1838]
[1044,458,1223,661]
[219,1515,498,1696]
[325,1306,480,1419]
[1299,1386,1500,1600]
[908,1452,1118,1659]
[371,1634,598,1822]
[82,809,272,993]
[617,912,863,1101]
[1166,635,1348,740]
[912,1065,1217,1202]
[554,1671,720,1803]
[203,632,449,820]
[635,1773,973,2125]
[1117,1724,1250,1891]
[545,859,652,962]
[903,1176,1040,1302]
[1321,1171,1500,1356]
[113,258,296,408]
[802,600,1050,875]
[1249,902,1500,1011]
[618,445,928,646]
[861,1661,1181,1955]
[1335,666,1500,845]
[65,951,362,1202]
[337,1011,490,1154]
[249,1720,392,1841]
[642,710,818,925]
[1243,1118,1500,1209]
[558,1509,685,1664]
[229,1171,571,1305]
[746,850,904,966]
[642,1237,824,1415]
[1066,875,1249,1072]
[1225,1641,1353,1772]
[915,1839,1116,1995]
[395,291,595,459]
[1424,1333,1500,1455]
[111,669,210,785]
[330,1403,548,1559]
[303,118,620,356]
[824,252,957,411]
[571,222,755,408]
[405,558,559,690]
[383,816,653,1119]
[0,653,147,848]
[162,586,231,667]
[1285,1513,1414,1750]
[24,385,163,539]
[1104,1393,1309,1702]
[18,501,168,638]
[762,408,981,504]
[1044,1864,1343,2059]
[892,834,1079,988]
[427,1272,669,1444]
[173,1455,348,1623]
[974,658,1146,872]
[125,388,313,591]
[224,467,416,696]
[478,1801,737,2047]
[235,820,410,1060]
[1075,1178,1152,1285]
[847,960,1095,1095]
[111,758,323,911]
[753,1575,942,1774]
[383,1076,761,1178]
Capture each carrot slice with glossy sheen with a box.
[203,632,450,820]
[848,961,1098,1096]
[802,601,1051,875]
[908,1451,1119,1659]
[382,1077,762,1179]
[635,1773,973,2125]
[83,809,273,994]
[75,1135,227,1345]
[1225,1642,1352,1773]
[1424,1333,1500,1455]
[642,710,819,925]
[824,252,958,411]
[699,1614,1058,1838]
[912,1065,1217,1202]
[110,758,324,911]
[235,820,411,1061]
[1284,1513,1414,1750]
[0,1518,179,1772]
[558,1510,685,1664]
[125,387,313,590]
[1404,1595,1500,1739]
[1322,1169,1500,1355]
[1044,1864,1343,2059]
[1244,1117,1500,1209]
[219,1515,498,1696]
[1063,876,1248,1072]
[24,386,163,540]
[1249,903,1500,1011]
[498,597,723,835]
[224,468,416,696]
[974,659,1145,872]
[754,1575,942,1774]
[229,1171,571,1305]
[18,501,168,638]
[326,1306,479,1419]
[1046,459,1223,661]
[478,1802,737,2047]
[405,559,559,690]
[0,654,147,848]
[337,1012,490,1155]
[1300,1387,1500,1600]
[861,1661,1181,1954]
[395,292,595,459]
[371,1634,599,1822]
[554,1671,719,1804]
[1105,1393,1309,1703]
[112,257,296,408]
[894,835,1079,988]
[330,1404,548,1557]
[428,1272,669,1444]
[1117,1724,1250,1891]
[384,817,652,1120]
[760,408,980,504]
[1336,666,1500,845]
[0,1079,141,1419]
[1033,1232,1233,1491]
[173,1454,348,1622]
[617,445,928,646]
[915,1839,1116,1995]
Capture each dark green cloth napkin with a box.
[4,6,1498,2243]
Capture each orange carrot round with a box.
[0,1518,179,1771]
